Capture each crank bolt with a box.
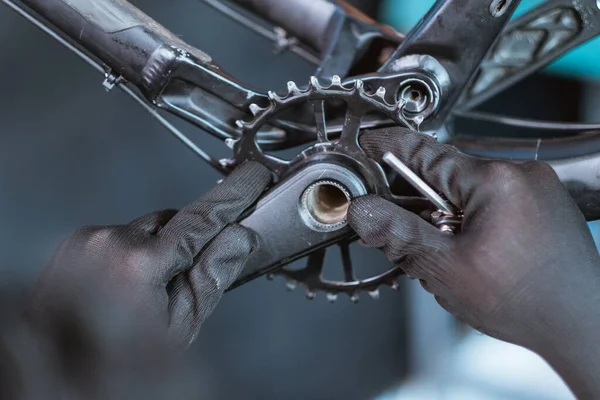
[431,210,461,234]
[400,85,429,114]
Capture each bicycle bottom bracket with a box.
[300,180,351,232]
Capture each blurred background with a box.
[0,0,598,399]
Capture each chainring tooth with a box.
[326,292,338,303]
[285,279,297,291]
[238,76,415,300]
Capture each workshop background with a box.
[0,0,597,399]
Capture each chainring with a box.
[232,75,417,301]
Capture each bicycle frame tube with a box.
[458,0,600,111]
[232,0,336,52]
[379,0,522,130]
[217,0,404,79]
[15,0,274,143]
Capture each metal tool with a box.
[383,152,462,233]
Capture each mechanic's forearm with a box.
[540,331,600,398]
[530,277,600,398]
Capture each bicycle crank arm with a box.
[230,162,366,290]
[227,161,430,291]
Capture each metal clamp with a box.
[102,69,125,92]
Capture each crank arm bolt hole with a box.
[300,180,351,232]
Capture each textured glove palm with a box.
[348,128,600,398]
[25,161,271,348]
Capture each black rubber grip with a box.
[21,0,212,93]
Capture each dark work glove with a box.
[348,128,600,398]
[25,161,271,349]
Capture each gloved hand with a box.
[348,128,600,398]
[25,161,271,349]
